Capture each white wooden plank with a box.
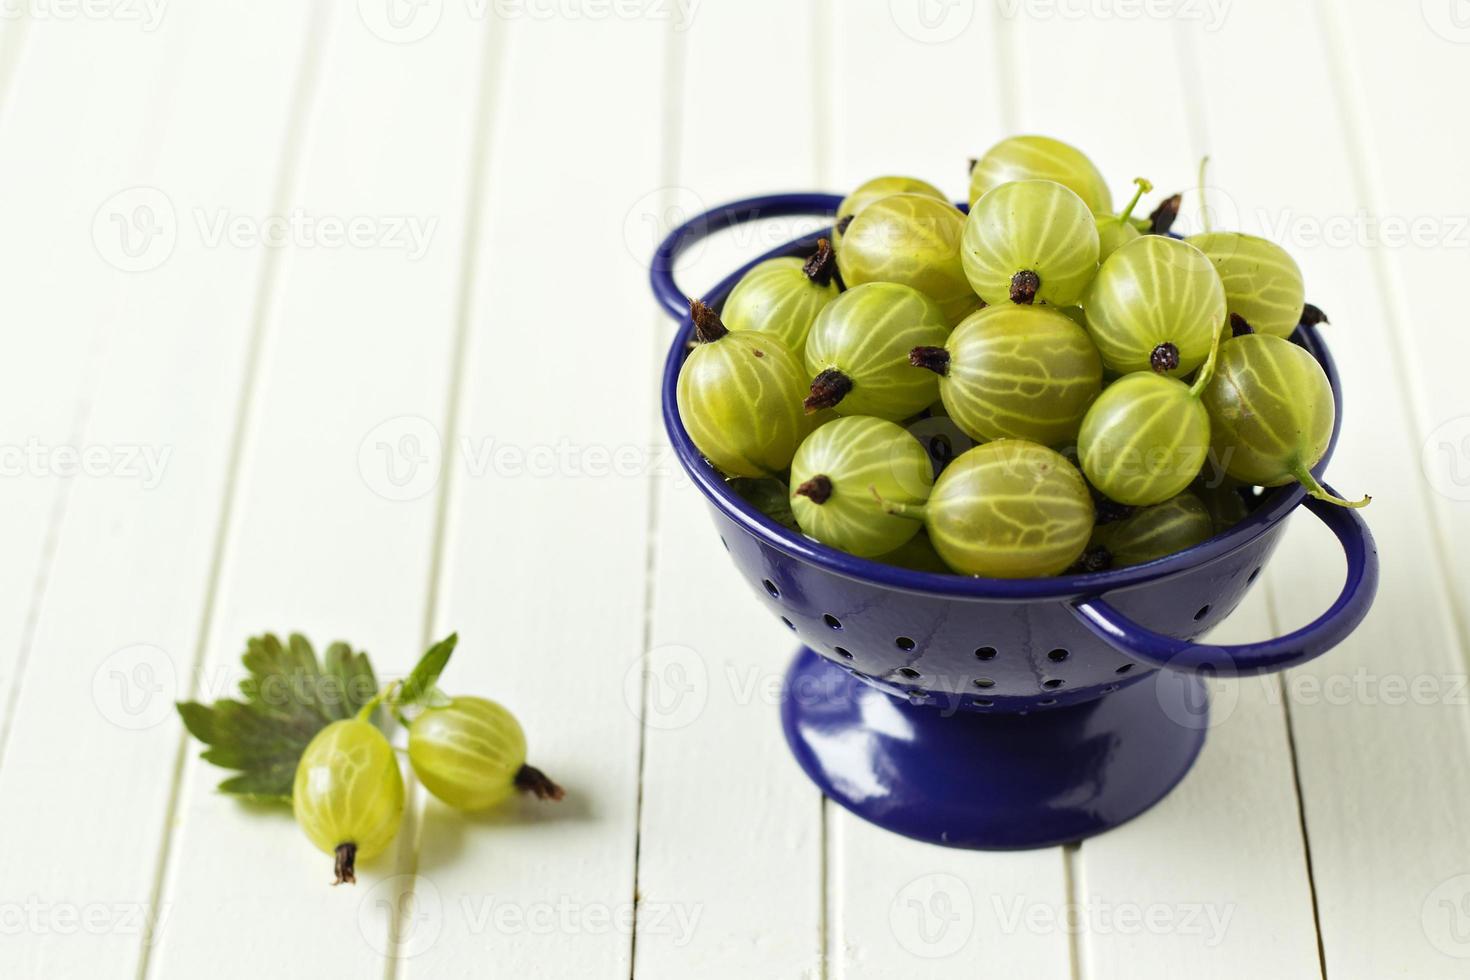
[397,12,667,978]
[0,4,317,978]
[631,3,826,979]
[1188,3,1470,976]
[1002,8,1324,978]
[824,4,1072,978]
[148,4,492,976]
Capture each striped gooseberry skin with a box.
[933,304,1102,446]
[722,255,840,353]
[409,696,527,811]
[1092,491,1214,567]
[677,330,811,478]
[1078,372,1210,506]
[1188,231,1306,338]
[968,134,1113,212]
[1083,235,1227,377]
[804,282,950,421]
[837,193,980,325]
[962,180,1100,307]
[293,719,404,863]
[923,440,1094,578]
[1201,334,1333,486]
[1095,211,1142,260]
[833,174,947,250]
[789,416,932,557]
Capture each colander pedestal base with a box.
[780,648,1208,849]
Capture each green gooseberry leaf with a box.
[175,633,381,804]
[397,632,459,707]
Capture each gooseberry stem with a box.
[356,681,401,724]
[1197,156,1213,234]
[805,369,853,413]
[803,238,836,287]
[1118,177,1153,225]
[515,764,565,801]
[1290,461,1371,509]
[795,474,833,504]
[689,299,728,343]
[869,485,925,523]
[1189,320,1225,399]
[333,843,357,886]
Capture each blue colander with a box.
[652,194,1378,849]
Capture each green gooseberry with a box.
[728,476,798,531]
[962,179,1100,307]
[1201,333,1369,507]
[909,304,1102,446]
[1188,231,1306,339]
[789,416,933,557]
[676,300,812,478]
[875,529,952,574]
[879,439,1094,578]
[968,134,1113,212]
[1091,491,1214,568]
[1094,177,1152,260]
[722,238,840,353]
[803,282,950,421]
[1078,326,1223,506]
[833,175,947,251]
[1192,478,1251,534]
[1083,235,1227,377]
[837,193,980,324]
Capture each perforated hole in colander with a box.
[834,646,853,659]
[762,579,779,598]
[973,678,995,689]
[1116,663,1134,675]
[1194,604,1211,621]
[897,667,920,680]
[823,614,842,630]
[895,636,916,652]
[1043,679,1064,690]
[780,617,795,631]
[1047,648,1070,663]
[974,646,997,660]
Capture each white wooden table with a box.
[2,1,1468,976]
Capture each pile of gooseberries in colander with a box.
[676,134,1369,579]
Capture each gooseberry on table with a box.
[408,696,563,812]
[293,717,405,885]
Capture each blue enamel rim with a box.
[651,192,1344,602]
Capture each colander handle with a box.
[1069,492,1379,676]
[649,192,845,320]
